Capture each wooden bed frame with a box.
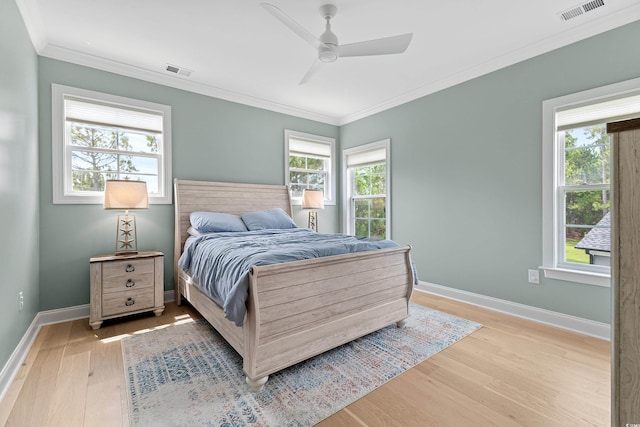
[173,179,415,391]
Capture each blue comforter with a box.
[178,228,413,326]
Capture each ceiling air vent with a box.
[165,64,192,77]
[559,0,605,21]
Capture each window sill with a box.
[540,267,610,287]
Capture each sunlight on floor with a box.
[98,314,195,343]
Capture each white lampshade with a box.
[104,180,149,210]
[302,189,324,210]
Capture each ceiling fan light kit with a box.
[261,2,413,83]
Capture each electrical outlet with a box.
[19,291,24,312]
[528,269,540,284]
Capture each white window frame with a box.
[52,84,172,204]
[541,76,640,287]
[284,129,336,206]
[342,139,391,238]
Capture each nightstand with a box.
[89,251,165,330]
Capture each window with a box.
[285,130,335,205]
[343,139,391,239]
[542,77,640,286]
[558,124,610,268]
[52,84,172,204]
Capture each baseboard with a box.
[417,282,611,341]
[0,315,40,404]
[0,290,175,403]
[1,285,608,402]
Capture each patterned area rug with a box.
[122,304,481,426]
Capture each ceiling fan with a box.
[261,3,413,84]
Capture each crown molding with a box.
[38,43,341,126]
[338,3,640,125]
[17,0,640,127]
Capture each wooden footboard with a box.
[243,245,414,385]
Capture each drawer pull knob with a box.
[125,298,135,307]
[125,279,135,288]
[125,264,135,273]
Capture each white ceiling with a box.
[16,0,640,125]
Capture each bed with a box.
[174,179,415,391]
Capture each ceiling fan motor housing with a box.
[318,5,339,63]
[319,43,338,62]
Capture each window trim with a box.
[284,129,336,206]
[342,139,391,238]
[52,84,172,204]
[541,76,640,287]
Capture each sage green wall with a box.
[0,0,40,369]
[37,58,339,311]
[340,20,640,324]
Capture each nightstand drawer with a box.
[102,258,154,292]
[102,288,154,317]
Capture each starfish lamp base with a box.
[115,211,139,255]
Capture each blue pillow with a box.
[190,212,248,233]
[241,208,297,231]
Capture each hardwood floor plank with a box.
[0,323,49,426]
[38,322,73,350]
[44,351,91,427]
[83,336,129,426]
[5,347,64,426]
[0,293,610,426]
[418,358,554,426]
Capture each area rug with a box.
[122,303,481,426]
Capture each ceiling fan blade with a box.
[299,59,325,85]
[261,3,323,50]
[338,33,413,57]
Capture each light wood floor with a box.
[0,291,610,426]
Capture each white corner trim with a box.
[416,281,610,341]
[0,290,175,403]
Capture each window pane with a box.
[71,151,158,192]
[306,157,325,170]
[72,171,107,192]
[355,219,369,238]
[371,198,386,218]
[70,124,117,149]
[289,172,325,185]
[371,173,386,194]
[565,189,610,226]
[372,163,386,173]
[355,167,371,196]
[565,227,590,264]
[72,150,117,172]
[564,187,611,267]
[564,125,610,185]
[289,155,306,168]
[354,199,370,218]
[120,155,158,175]
[289,169,326,199]
[370,219,386,239]
[121,131,159,154]
[290,184,304,199]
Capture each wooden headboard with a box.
[173,179,293,285]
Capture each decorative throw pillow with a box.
[241,208,297,231]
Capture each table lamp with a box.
[302,189,324,232]
[103,179,149,255]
